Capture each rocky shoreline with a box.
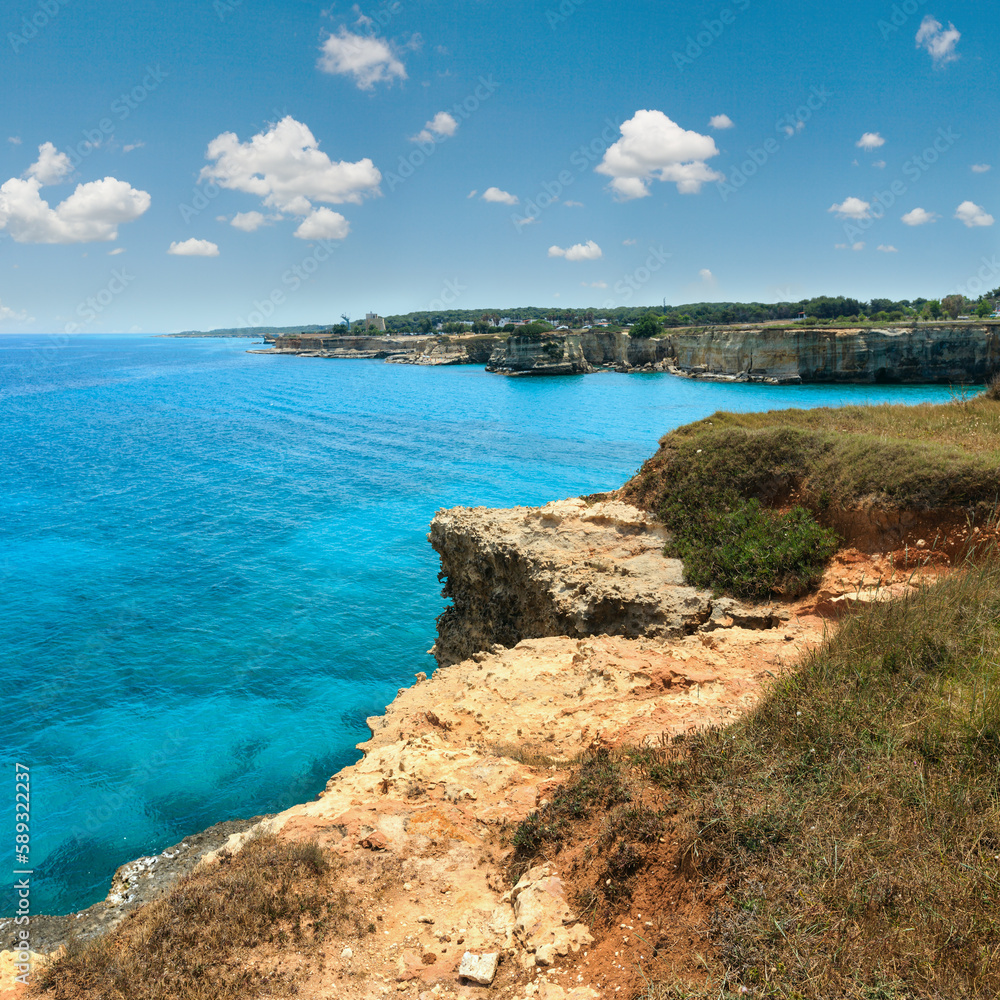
[255,323,1000,383]
[0,497,944,999]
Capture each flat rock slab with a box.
[459,950,499,985]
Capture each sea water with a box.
[0,334,959,915]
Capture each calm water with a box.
[0,335,958,914]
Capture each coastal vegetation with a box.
[509,557,1000,998]
[621,392,1000,595]
[35,835,377,1000]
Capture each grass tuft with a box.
[35,834,374,1000]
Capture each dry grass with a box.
[33,834,375,1000]
[643,556,1000,999]
[621,396,1000,514]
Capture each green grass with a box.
[619,395,1000,596]
[621,396,1000,514]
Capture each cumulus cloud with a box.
[168,238,219,256]
[317,27,406,89]
[108,247,126,255]
[481,186,518,205]
[581,280,607,288]
[293,207,350,240]
[200,116,381,217]
[27,142,73,185]
[596,109,722,199]
[466,189,478,198]
[856,132,885,150]
[873,160,886,169]
[622,238,637,246]
[828,196,871,220]
[0,298,29,321]
[230,211,267,232]
[123,141,145,153]
[8,136,21,145]
[411,111,458,144]
[971,163,991,173]
[709,114,734,130]
[901,207,937,225]
[954,200,994,227]
[563,200,584,207]
[916,15,960,65]
[0,173,150,244]
[877,244,898,252]
[834,242,865,251]
[548,240,602,261]
[699,267,715,282]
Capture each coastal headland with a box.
[5,394,999,999]
[255,322,1000,383]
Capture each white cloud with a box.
[971,163,991,173]
[200,116,381,216]
[877,244,898,252]
[622,238,637,246]
[7,136,21,145]
[954,200,994,228]
[0,173,150,244]
[581,280,608,288]
[901,207,937,225]
[481,186,518,205]
[916,15,960,65]
[293,207,350,240]
[856,132,885,150]
[123,141,145,153]
[317,27,406,89]
[828,196,871,220]
[108,247,126,255]
[782,120,806,137]
[699,267,715,282]
[0,298,29,321]
[466,189,478,199]
[411,111,458,145]
[596,109,722,199]
[168,238,219,256]
[27,142,73,185]
[230,210,267,232]
[563,200,584,207]
[709,114,734,130]
[873,160,886,169]
[548,240,602,261]
[834,242,865,251]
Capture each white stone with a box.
[459,951,499,985]
[341,946,353,959]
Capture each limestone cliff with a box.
[258,332,501,365]
[428,498,780,666]
[666,323,1000,383]
[483,323,1000,382]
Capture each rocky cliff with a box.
[666,323,1000,383]
[258,333,501,365]
[484,323,1000,382]
[428,498,781,666]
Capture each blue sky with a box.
[0,0,995,332]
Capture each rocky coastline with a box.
[1,493,946,1000]
[255,322,1000,384]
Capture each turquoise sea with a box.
[1,334,959,915]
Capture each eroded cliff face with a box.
[261,333,502,365]
[428,498,780,666]
[487,332,674,375]
[667,324,1000,383]
[482,324,1000,381]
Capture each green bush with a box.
[662,489,838,598]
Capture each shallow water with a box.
[0,334,959,914]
